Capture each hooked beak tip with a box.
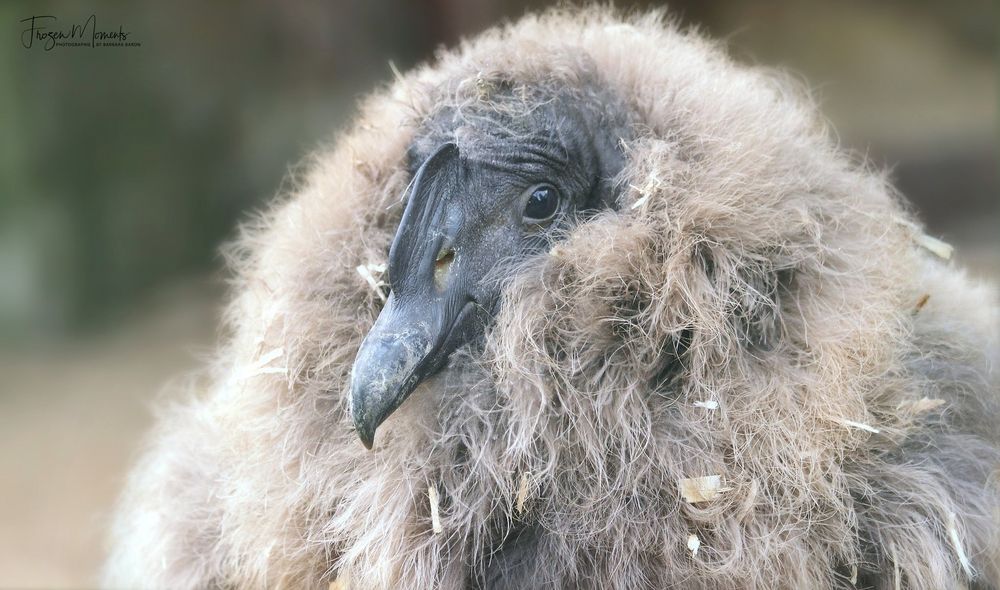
[357,427,375,450]
[350,385,381,451]
[354,422,377,451]
[348,292,478,452]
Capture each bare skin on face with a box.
[349,88,630,448]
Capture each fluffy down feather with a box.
[104,7,1000,589]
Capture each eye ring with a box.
[521,184,561,224]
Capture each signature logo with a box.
[20,15,141,51]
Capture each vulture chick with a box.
[105,8,1000,590]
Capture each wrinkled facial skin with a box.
[350,91,628,449]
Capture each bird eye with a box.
[522,184,560,223]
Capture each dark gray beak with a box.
[350,292,476,449]
[349,143,483,449]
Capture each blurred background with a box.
[0,0,995,586]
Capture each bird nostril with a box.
[434,248,455,290]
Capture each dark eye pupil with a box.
[524,186,558,221]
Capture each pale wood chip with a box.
[247,367,289,376]
[235,348,288,381]
[356,263,388,303]
[894,217,954,260]
[387,60,405,84]
[687,533,701,556]
[630,194,650,210]
[912,293,931,315]
[833,417,880,434]
[914,233,954,260]
[257,347,285,365]
[515,473,531,515]
[678,475,728,504]
[428,485,443,534]
[693,400,719,410]
[948,511,976,579]
[905,397,946,414]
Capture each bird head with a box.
[349,87,629,448]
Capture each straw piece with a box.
[687,533,701,556]
[428,485,443,534]
[912,293,931,315]
[679,475,728,504]
[849,564,858,586]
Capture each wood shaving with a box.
[256,347,284,365]
[849,564,857,586]
[234,348,288,381]
[948,511,975,579]
[913,233,954,260]
[329,576,348,590]
[912,293,931,315]
[515,473,531,515]
[894,217,954,260]
[246,367,288,376]
[387,60,405,84]
[687,533,701,556]
[356,263,388,303]
[428,485,443,534]
[832,418,880,434]
[905,397,946,414]
[678,475,729,504]
[693,400,719,410]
